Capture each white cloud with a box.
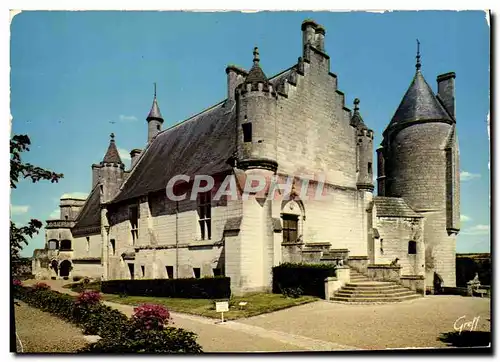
[11,205,29,215]
[460,171,481,181]
[61,192,88,199]
[462,224,490,235]
[119,115,138,122]
[118,148,131,161]
[460,214,471,222]
[49,209,60,219]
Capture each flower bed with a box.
[13,284,202,353]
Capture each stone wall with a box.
[373,216,425,277]
[367,264,402,282]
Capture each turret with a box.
[236,47,278,172]
[382,41,459,287]
[351,98,374,191]
[146,83,164,143]
[99,133,125,203]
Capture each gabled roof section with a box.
[102,133,124,165]
[72,185,101,235]
[388,71,452,130]
[374,196,423,218]
[111,101,236,203]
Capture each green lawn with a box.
[102,292,318,320]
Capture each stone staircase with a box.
[331,269,422,303]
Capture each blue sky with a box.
[10,11,490,257]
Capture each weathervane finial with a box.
[110,132,115,141]
[253,47,260,64]
[416,39,421,71]
[154,82,157,98]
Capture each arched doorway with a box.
[59,260,72,277]
[51,259,59,275]
[281,199,305,243]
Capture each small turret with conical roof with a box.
[146,83,164,143]
[352,99,374,191]
[98,133,125,203]
[236,47,278,171]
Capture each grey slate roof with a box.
[102,134,123,165]
[112,101,236,203]
[72,185,101,234]
[110,67,295,205]
[147,96,163,122]
[374,196,422,218]
[388,71,451,129]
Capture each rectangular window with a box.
[128,263,135,280]
[129,205,139,244]
[213,268,222,277]
[198,192,212,240]
[86,237,90,253]
[110,239,116,256]
[242,122,252,142]
[408,241,417,255]
[193,268,201,279]
[368,162,372,174]
[166,266,174,279]
[141,265,145,278]
[282,215,298,243]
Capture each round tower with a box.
[99,133,125,203]
[236,47,278,171]
[382,44,459,288]
[146,83,164,143]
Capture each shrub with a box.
[281,286,304,298]
[132,304,171,330]
[101,277,230,299]
[272,263,336,298]
[12,279,22,286]
[76,291,102,306]
[34,282,50,290]
[80,327,203,353]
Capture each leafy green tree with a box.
[10,134,63,269]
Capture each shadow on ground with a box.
[438,331,491,347]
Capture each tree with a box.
[10,134,63,269]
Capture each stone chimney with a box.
[91,164,101,189]
[437,72,456,119]
[130,149,142,169]
[226,65,247,103]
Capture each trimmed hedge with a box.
[272,263,336,299]
[101,277,231,299]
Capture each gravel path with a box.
[14,301,89,353]
[241,296,491,350]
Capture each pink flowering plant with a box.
[132,304,171,330]
[12,279,22,286]
[76,290,102,306]
[33,282,50,290]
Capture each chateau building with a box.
[33,19,460,294]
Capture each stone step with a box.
[331,294,420,303]
[334,290,416,298]
[344,282,395,288]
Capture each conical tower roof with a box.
[388,71,451,129]
[387,41,451,131]
[147,83,164,123]
[244,47,269,86]
[102,133,123,165]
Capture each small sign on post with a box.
[215,301,229,323]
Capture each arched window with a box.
[60,239,72,251]
[408,240,417,255]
